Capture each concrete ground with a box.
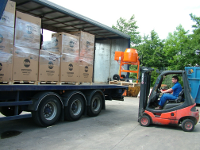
[0,97,200,150]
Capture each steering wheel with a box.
[157,88,162,93]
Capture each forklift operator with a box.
[156,76,182,110]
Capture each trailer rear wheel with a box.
[65,95,84,121]
[0,106,22,116]
[87,93,102,117]
[32,95,61,127]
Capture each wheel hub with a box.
[72,102,78,112]
[43,102,57,120]
[141,117,148,125]
[185,122,193,130]
[93,100,97,109]
[71,99,81,116]
[92,98,100,111]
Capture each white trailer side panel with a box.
[94,39,129,83]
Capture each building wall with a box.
[94,38,129,83]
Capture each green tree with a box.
[112,15,141,46]
[163,22,200,70]
[189,14,200,65]
[129,30,166,85]
[137,30,167,70]
[163,25,190,70]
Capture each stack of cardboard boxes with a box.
[39,33,61,82]
[0,0,15,82]
[13,11,41,82]
[56,33,80,83]
[0,1,95,84]
[70,31,95,82]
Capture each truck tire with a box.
[65,95,84,121]
[0,106,22,116]
[87,93,102,117]
[32,95,61,127]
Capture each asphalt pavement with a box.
[0,97,200,150]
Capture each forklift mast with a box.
[138,67,154,119]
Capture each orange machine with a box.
[114,48,140,83]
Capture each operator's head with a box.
[172,76,178,83]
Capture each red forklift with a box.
[138,67,199,132]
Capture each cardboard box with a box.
[15,11,41,49]
[0,51,13,82]
[0,0,16,28]
[0,25,14,54]
[79,57,93,82]
[51,32,79,55]
[42,41,52,50]
[13,46,39,81]
[38,50,60,82]
[42,41,59,53]
[60,53,80,82]
[70,31,95,58]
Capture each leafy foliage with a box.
[163,25,190,70]
[189,13,200,66]
[112,15,141,46]
[136,30,167,70]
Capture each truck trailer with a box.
[0,0,130,126]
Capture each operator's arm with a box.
[161,88,173,93]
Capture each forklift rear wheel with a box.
[139,115,151,127]
[181,119,195,132]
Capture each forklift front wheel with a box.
[139,115,151,127]
[181,119,195,132]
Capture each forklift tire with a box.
[181,119,195,132]
[139,115,151,127]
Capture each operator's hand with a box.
[161,89,164,93]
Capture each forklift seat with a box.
[163,89,184,109]
[167,89,184,103]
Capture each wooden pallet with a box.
[109,80,140,87]
[13,81,38,85]
[58,82,93,85]
[0,81,38,85]
[0,80,93,85]
[37,81,59,85]
[0,81,13,85]
[58,82,80,85]
[80,82,93,85]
